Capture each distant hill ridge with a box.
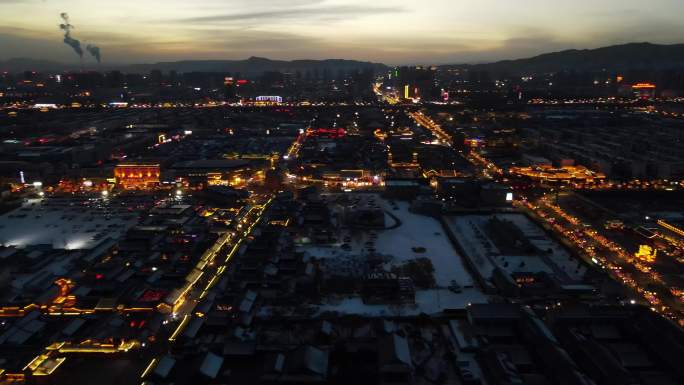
[443,42,684,74]
[0,56,387,76]
[3,43,684,74]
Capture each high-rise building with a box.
[394,66,437,101]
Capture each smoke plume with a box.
[86,44,101,63]
[59,13,83,58]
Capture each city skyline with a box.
[1,0,684,65]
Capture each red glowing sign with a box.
[307,128,346,139]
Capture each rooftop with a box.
[0,198,138,250]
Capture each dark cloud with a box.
[179,5,404,24]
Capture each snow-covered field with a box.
[298,194,475,286]
[295,194,487,316]
[375,199,474,286]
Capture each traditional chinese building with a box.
[114,164,160,189]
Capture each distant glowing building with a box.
[170,159,250,187]
[632,83,656,100]
[253,96,283,106]
[114,164,160,189]
[509,165,606,185]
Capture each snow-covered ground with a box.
[299,194,476,286]
[375,199,475,286]
[317,288,488,316]
[0,199,137,250]
[294,194,488,316]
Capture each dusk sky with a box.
[1,0,683,65]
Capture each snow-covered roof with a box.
[154,356,176,378]
[0,200,137,250]
[199,352,224,379]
